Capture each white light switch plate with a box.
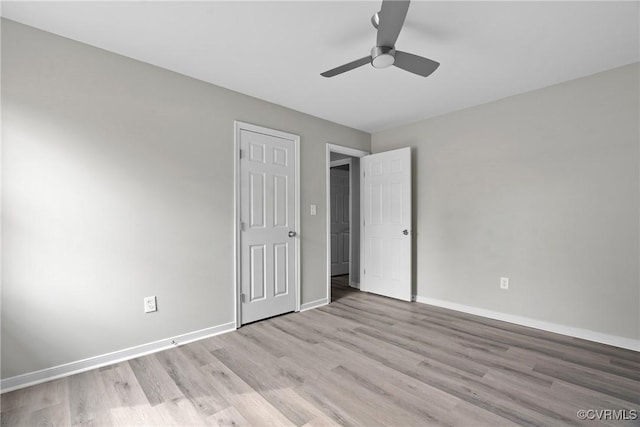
[310,204,317,215]
[144,296,157,313]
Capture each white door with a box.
[331,165,350,276]
[239,127,297,324]
[361,147,412,301]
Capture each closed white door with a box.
[239,127,297,324]
[361,147,412,301]
[331,166,350,276]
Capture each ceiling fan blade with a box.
[394,51,440,77]
[376,0,410,48]
[321,56,371,77]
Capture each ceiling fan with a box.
[321,0,440,78]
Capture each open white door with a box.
[361,147,412,301]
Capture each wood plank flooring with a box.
[2,276,639,426]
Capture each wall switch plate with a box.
[144,296,157,313]
[310,204,317,216]
[500,277,509,290]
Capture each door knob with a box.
[288,231,297,238]
[402,229,409,235]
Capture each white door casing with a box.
[330,164,350,276]
[361,147,412,301]
[236,122,299,325]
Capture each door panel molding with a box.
[235,121,300,328]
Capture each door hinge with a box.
[240,222,246,231]
[364,269,366,275]
[241,293,246,303]
[239,149,244,159]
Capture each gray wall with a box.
[372,63,640,341]
[330,152,351,161]
[1,19,370,378]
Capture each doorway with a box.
[326,144,369,303]
[326,144,413,305]
[330,160,351,277]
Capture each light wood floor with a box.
[2,277,639,426]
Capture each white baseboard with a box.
[415,296,639,352]
[0,321,236,393]
[349,281,360,289]
[300,297,328,312]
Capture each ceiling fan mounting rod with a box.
[371,11,380,29]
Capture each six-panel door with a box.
[240,129,296,324]
[330,166,350,276]
[362,147,412,301]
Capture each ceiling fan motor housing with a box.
[371,46,396,68]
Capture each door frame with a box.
[325,143,369,304]
[234,121,301,328]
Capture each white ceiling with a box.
[2,1,639,133]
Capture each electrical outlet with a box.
[144,296,157,313]
[500,277,509,290]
